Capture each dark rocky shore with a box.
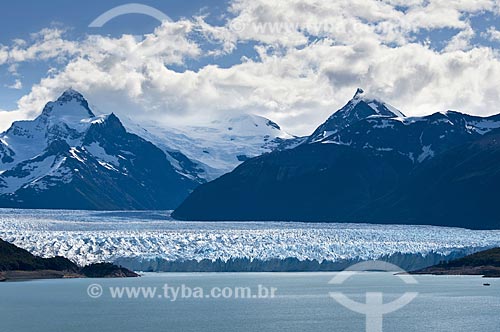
[412,248,500,278]
[0,238,139,281]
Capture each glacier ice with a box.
[1,209,499,270]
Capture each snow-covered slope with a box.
[124,114,300,180]
[0,90,199,209]
[0,89,99,172]
[0,89,302,208]
[173,89,500,228]
[317,110,500,164]
[308,88,405,143]
[306,88,500,164]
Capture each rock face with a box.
[0,90,199,210]
[173,89,500,230]
[307,88,405,143]
[413,247,500,277]
[80,262,139,278]
[0,237,79,274]
[0,238,138,280]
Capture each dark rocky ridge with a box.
[412,247,500,278]
[173,90,500,230]
[0,238,138,281]
[80,262,139,278]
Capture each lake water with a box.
[1,272,499,332]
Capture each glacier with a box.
[123,114,299,181]
[1,209,499,272]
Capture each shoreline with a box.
[411,267,500,278]
[0,270,82,282]
[2,269,498,283]
[1,239,140,282]
[0,268,142,282]
[410,247,500,278]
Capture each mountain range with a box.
[0,89,296,209]
[173,89,500,230]
[1,88,500,229]
[0,90,202,209]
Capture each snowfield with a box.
[1,209,499,271]
[123,114,298,181]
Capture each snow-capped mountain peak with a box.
[40,89,95,121]
[1,89,302,202]
[207,113,293,139]
[0,90,108,169]
[0,90,199,208]
[308,89,405,143]
[308,93,500,165]
[353,87,365,99]
[56,88,90,105]
[124,113,300,181]
[350,88,405,118]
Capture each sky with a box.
[1,0,500,135]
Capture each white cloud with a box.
[194,16,238,55]
[0,109,30,128]
[225,0,497,47]
[483,26,500,42]
[1,0,500,136]
[0,46,7,65]
[444,25,475,52]
[6,28,79,63]
[6,79,22,90]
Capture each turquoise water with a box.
[1,273,499,332]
